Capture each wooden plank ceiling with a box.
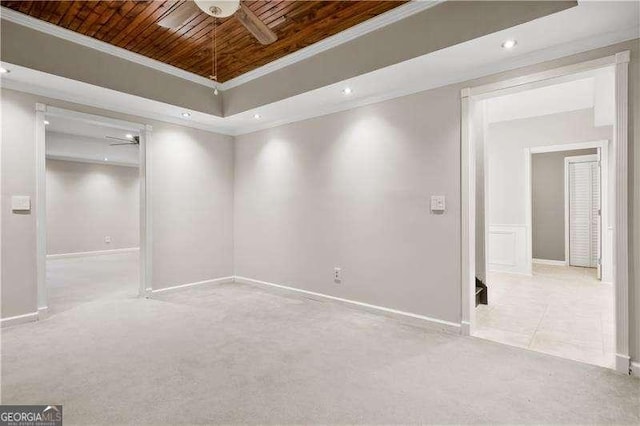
[1,1,407,83]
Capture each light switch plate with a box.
[430,195,446,212]
[11,195,31,211]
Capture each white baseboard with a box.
[460,321,471,336]
[47,247,139,259]
[150,276,235,295]
[38,306,48,319]
[631,361,640,378]
[1,312,38,328]
[532,258,567,266]
[616,353,631,375]
[234,276,461,334]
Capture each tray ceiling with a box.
[1,0,407,83]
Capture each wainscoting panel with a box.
[487,224,531,275]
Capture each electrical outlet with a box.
[334,267,342,283]
[105,236,111,244]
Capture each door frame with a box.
[564,153,601,271]
[35,104,153,317]
[460,51,630,374]
[523,142,609,276]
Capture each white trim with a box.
[0,2,441,92]
[140,125,152,298]
[219,1,442,90]
[616,354,632,376]
[532,258,567,266]
[35,103,47,313]
[461,52,629,373]
[231,26,639,136]
[468,54,622,99]
[45,155,138,168]
[38,306,48,319]
[235,276,461,334]
[524,148,533,276]
[150,276,235,295]
[613,50,630,375]
[46,106,145,131]
[631,361,640,378]
[1,312,38,328]
[1,24,636,137]
[529,142,609,154]
[46,247,139,260]
[0,6,216,89]
[36,106,150,310]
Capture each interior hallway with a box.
[3,258,638,424]
[475,264,615,368]
[46,252,139,314]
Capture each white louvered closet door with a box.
[568,160,600,268]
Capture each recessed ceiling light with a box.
[126,133,133,139]
[342,87,352,95]
[181,112,191,118]
[0,67,9,74]
[44,120,50,125]
[501,39,517,49]
[104,158,108,161]
[253,113,262,119]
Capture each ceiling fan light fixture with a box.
[195,0,240,18]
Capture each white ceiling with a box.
[46,114,140,140]
[1,1,638,136]
[485,65,615,124]
[486,77,595,123]
[45,116,139,166]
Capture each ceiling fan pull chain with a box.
[211,16,219,96]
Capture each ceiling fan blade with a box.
[236,2,277,45]
[158,1,201,29]
[110,142,138,146]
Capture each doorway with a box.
[35,106,151,316]
[566,154,600,271]
[460,51,630,374]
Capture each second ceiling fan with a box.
[158,0,278,45]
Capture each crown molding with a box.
[0,6,216,88]
[219,1,444,90]
[232,25,639,135]
[0,2,442,93]
[0,77,236,136]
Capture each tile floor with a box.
[474,263,615,368]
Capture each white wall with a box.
[46,159,139,255]
[485,108,612,274]
[235,90,462,324]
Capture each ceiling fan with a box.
[106,135,140,146]
[158,0,278,45]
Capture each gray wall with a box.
[1,88,234,319]
[150,122,234,290]
[234,92,462,323]
[486,109,612,227]
[46,159,139,255]
[0,21,222,117]
[532,149,597,261]
[234,39,640,361]
[1,38,639,364]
